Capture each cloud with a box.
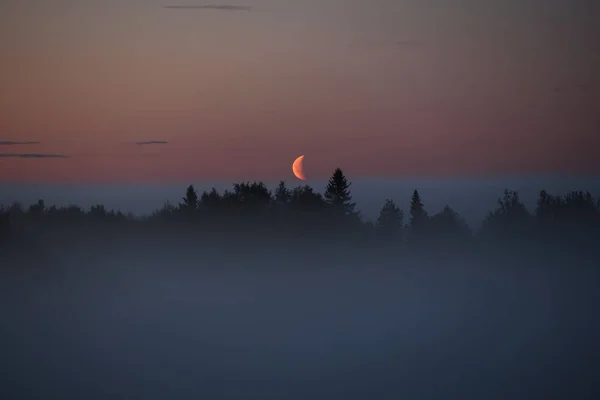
[164,5,252,11]
[135,141,169,145]
[0,153,70,158]
[0,141,40,145]
[65,152,164,159]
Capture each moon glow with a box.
[292,155,306,180]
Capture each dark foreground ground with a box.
[1,235,599,399]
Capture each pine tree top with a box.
[324,168,356,214]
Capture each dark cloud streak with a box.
[0,153,70,158]
[136,141,169,145]
[0,141,40,146]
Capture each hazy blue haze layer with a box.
[3,176,599,228]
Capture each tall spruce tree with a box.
[408,189,428,240]
[180,185,199,211]
[409,190,427,225]
[324,168,356,216]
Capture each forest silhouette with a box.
[2,168,599,400]
[2,167,599,260]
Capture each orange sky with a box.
[1,0,599,183]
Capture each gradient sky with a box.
[1,0,599,183]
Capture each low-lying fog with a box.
[1,240,598,399]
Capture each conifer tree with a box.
[275,181,290,203]
[181,185,199,211]
[377,198,404,240]
[479,189,531,242]
[408,189,429,241]
[200,188,222,207]
[324,168,356,216]
[409,190,428,228]
[429,205,471,242]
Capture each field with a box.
[1,234,598,399]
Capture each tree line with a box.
[2,168,599,251]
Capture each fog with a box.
[1,237,598,399]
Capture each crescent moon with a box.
[292,155,306,180]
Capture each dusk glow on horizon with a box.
[1,0,599,183]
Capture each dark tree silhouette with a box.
[149,201,176,221]
[536,190,558,222]
[479,189,531,244]
[287,185,328,234]
[408,189,429,242]
[180,185,199,212]
[324,168,356,217]
[0,205,9,240]
[275,181,290,203]
[562,191,597,227]
[376,198,404,241]
[290,185,325,206]
[64,205,85,222]
[429,205,471,245]
[536,189,562,240]
[2,203,25,235]
[28,199,45,218]
[288,185,327,219]
[200,188,222,208]
[232,181,272,206]
[89,204,107,219]
[536,190,599,248]
[230,182,273,231]
[2,173,599,256]
[273,181,291,228]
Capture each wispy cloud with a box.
[136,140,169,145]
[0,153,70,158]
[65,151,164,159]
[0,141,40,145]
[164,5,252,11]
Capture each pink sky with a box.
[1,0,599,183]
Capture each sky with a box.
[1,0,599,184]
